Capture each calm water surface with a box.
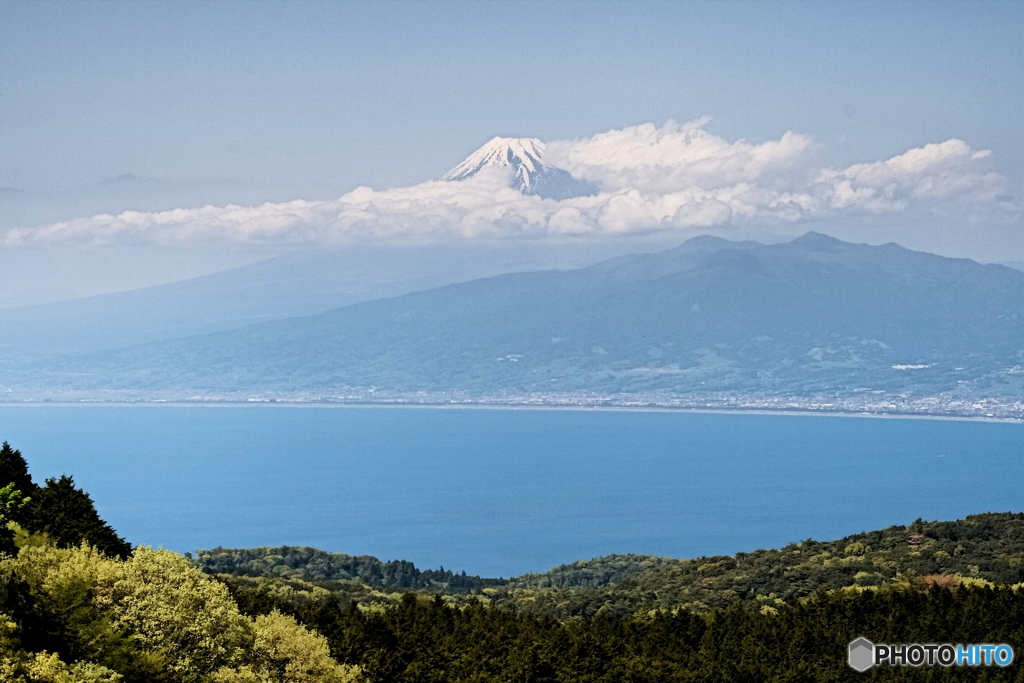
[0,405,1020,577]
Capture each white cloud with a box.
[2,120,1010,247]
[545,118,816,193]
[816,139,1005,212]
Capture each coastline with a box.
[1,397,1020,424]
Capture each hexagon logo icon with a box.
[848,637,875,672]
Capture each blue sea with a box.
[0,405,1021,577]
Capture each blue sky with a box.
[1,1,1022,298]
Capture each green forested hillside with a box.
[4,440,1024,682]
[220,585,1024,682]
[200,512,1024,618]
[194,546,506,593]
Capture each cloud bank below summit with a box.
[4,120,1010,247]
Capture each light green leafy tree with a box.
[0,612,122,683]
[251,610,359,683]
[4,542,359,682]
[0,483,31,555]
[92,547,253,683]
[21,652,123,683]
[211,610,361,683]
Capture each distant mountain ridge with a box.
[6,232,1022,417]
[0,245,593,363]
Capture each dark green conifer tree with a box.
[0,441,37,553]
[0,441,38,499]
[29,475,132,559]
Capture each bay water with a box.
[0,405,1020,577]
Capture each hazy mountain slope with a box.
[13,233,1024,410]
[0,245,584,364]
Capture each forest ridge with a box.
[198,512,1024,618]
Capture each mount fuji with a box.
[440,136,598,200]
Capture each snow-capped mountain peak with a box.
[440,137,546,187]
[440,137,598,200]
